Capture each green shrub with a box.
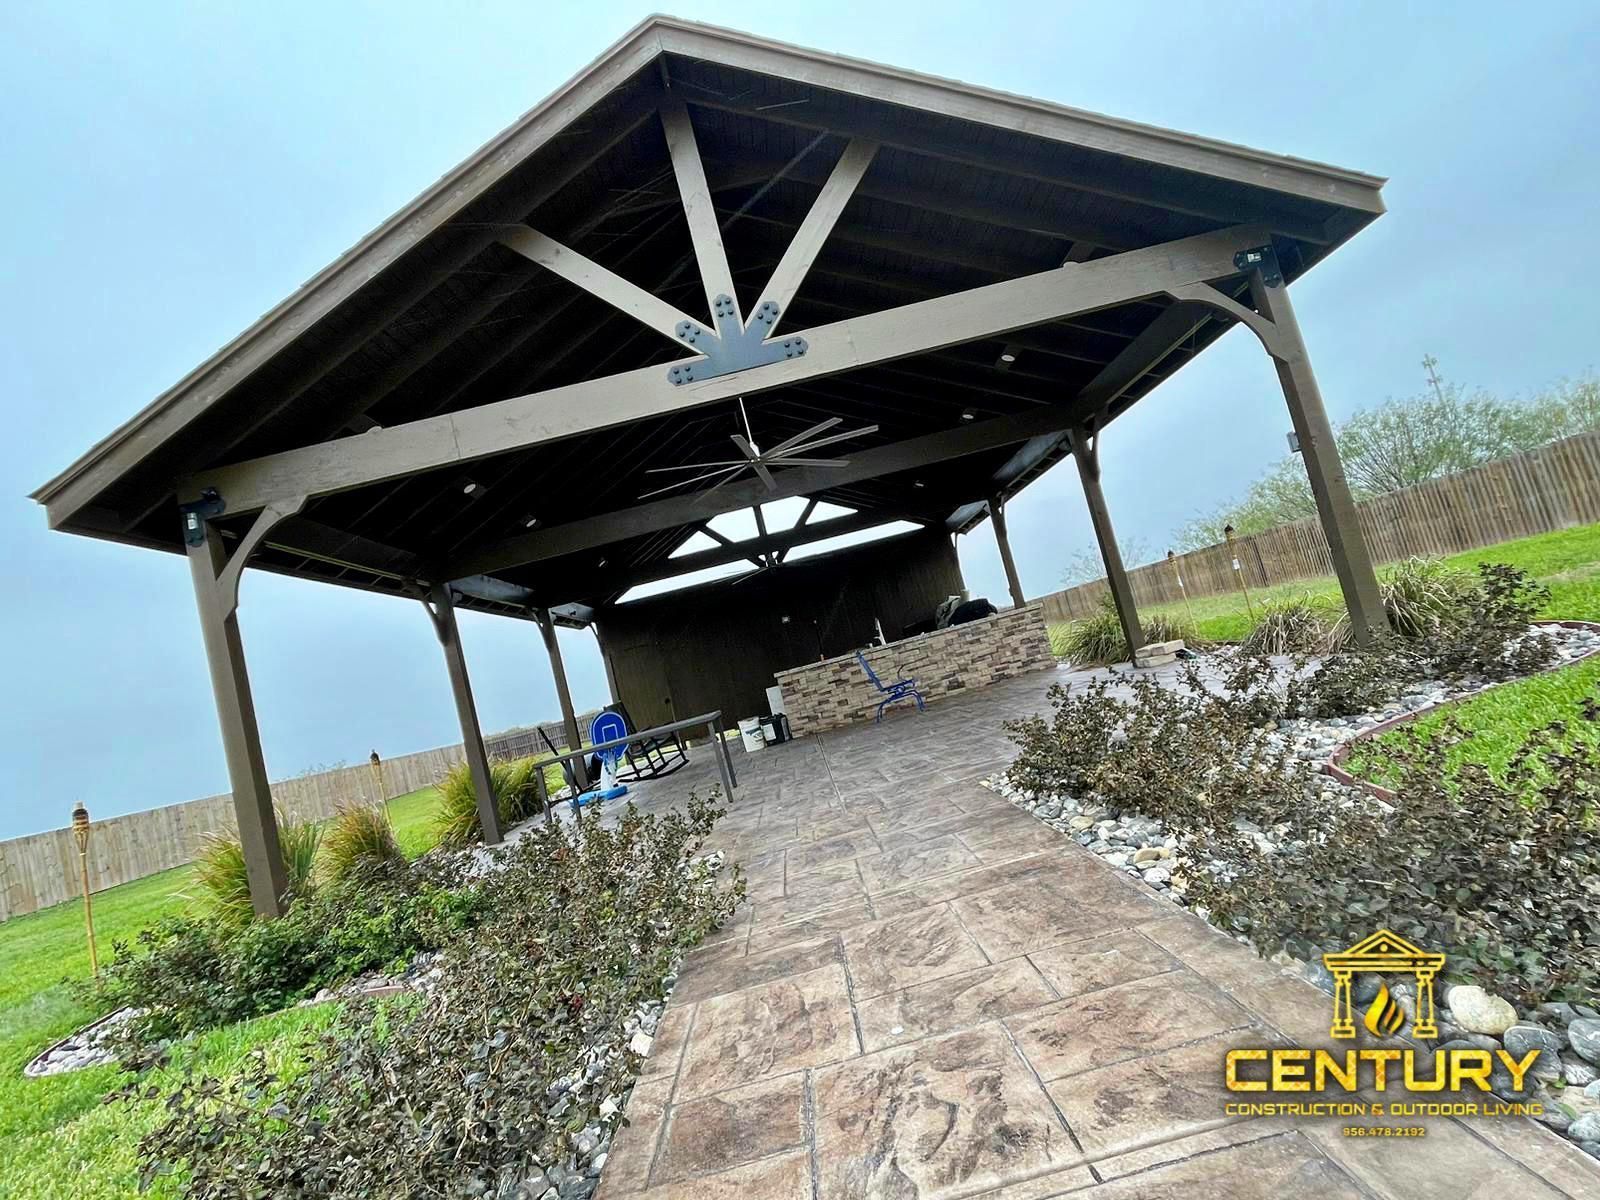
[321,803,403,885]
[1239,596,1334,655]
[1005,656,1600,1009]
[1288,562,1557,717]
[189,813,320,928]
[1381,556,1479,638]
[1425,562,1555,682]
[133,793,744,1198]
[1004,660,1304,831]
[1188,697,1600,1007]
[1054,595,1199,665]
[435,756,548,846]
[1286,637,1427,718]
[94,855,490,1046]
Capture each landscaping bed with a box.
[989,561,1600,1160]
[4,780,741,1200]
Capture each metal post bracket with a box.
[1233,245,1282,287]
[180,488,227,545]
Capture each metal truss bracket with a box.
[1234,245,1283,288]
[668,295,808,386]
[180,487,227,545]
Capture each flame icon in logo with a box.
[1363,982,1406,1038]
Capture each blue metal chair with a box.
[855,650,926,722]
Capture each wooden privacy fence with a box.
[1040,430,1600,625]
[0,713,600,923]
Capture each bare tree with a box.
[1059,535,1151,586]
[1172,363,1599,552]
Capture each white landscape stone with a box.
[1446,985,1518,1036]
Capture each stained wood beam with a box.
[450,402,1097,578]
[750,139,877,333]
[189,224,1268,518]
[661,96,740,323]
[584,508,913,595]
[695,520,766,570]
[496,225,706,345]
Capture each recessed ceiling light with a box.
[521,514,539,529]
[999,352,1016,364]
[598,558,608,568]
[960,408,976,421]
[912,480,926,489]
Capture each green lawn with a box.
[1346,654,1600,792]
[0,784,445,1198]
[1048,522,1600,647]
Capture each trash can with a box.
[758,714,790,745]
[738,717,766,753]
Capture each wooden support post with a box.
[186,520,288,917]
[536,609,587,788]
[988,496,1026,608]
[425,584,502,844]
[1071,426,1143,659]
[1247,270,1386,643]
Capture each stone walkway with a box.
[592,666,1600,1199]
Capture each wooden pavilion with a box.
[32,16,1388,915]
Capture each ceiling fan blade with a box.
[644,460,747,473]
[637,464,745,500]
[730,434,776,489]
[765,456,850,468]
[779,424,879,455]
[764,417,842,458]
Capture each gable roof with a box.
[32,15,1384,617]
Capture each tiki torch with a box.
[71,802,97,977]
[1224,524,1255,619]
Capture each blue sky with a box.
[2,2,1596,838]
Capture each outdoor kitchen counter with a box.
[774,603,1056,737]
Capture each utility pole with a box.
[1422,354,1446,404]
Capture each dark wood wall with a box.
[593,530,966,728]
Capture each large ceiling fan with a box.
[639,399,877,500]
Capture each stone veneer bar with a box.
[774,603,1056,736]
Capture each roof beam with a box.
[661,96,740,323]
[187,224,1268,519]
[750,139,877,334]
[497,224,706,345]
[585,508,905,595]
[450,401,1099,578]
[258,516,534,612]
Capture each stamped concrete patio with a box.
[593,666,1600,1199]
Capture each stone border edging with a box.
[1324,620,1600,801]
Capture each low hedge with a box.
[129,793,742,1198]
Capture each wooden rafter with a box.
[497,225,706,344]
[749,139,878,333]
[661,96,740,324]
